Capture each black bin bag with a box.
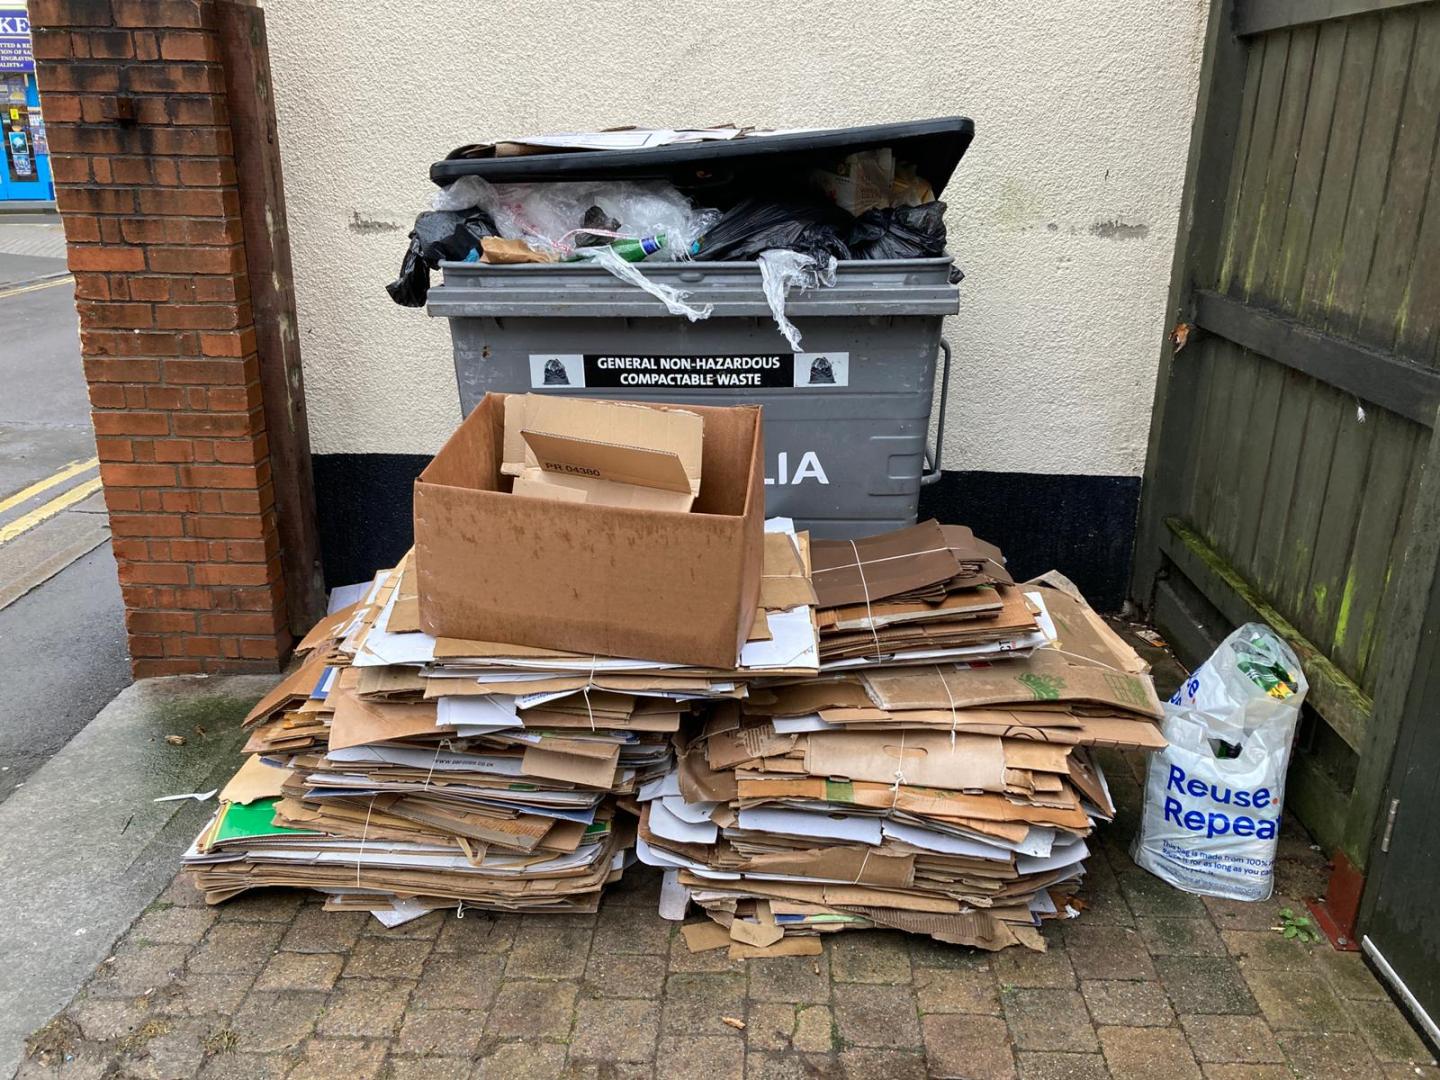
[691,198,853,263]
[848,201,948,260]
[386,208,497,307]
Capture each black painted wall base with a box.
[918,470,1141,612]
[311,453,432,595]
[311,455,1141,612]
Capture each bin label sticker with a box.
[529,353,849,390]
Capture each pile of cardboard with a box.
[183,567,636,919]
[185,394,820,924]
[635,526,1166,954]
[808,521,1041,667]
[183,392,1165,951]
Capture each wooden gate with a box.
[1133,0,1440,1031]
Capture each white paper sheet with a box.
[327,581,370,614]
[352,587,437,667]
[740,607,819,671]
[660,794,718,824]
[647,798,719,845]
[637,771,681,803]
[738,806,882,845]
[436,694,520,729]
[772,714,838,734]
[880,820,1015,862]
[658,869,691,921]
[1016,841,1090,875]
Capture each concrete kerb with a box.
[0,673,277,1080]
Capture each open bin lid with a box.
[428,117,974,202]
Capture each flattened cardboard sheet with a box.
[728,936,823,958]
[810,520,960,608]
[862,650,1160,719]
[804,730,1009,793]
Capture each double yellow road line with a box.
[0,275,74,302]
[0,457,103,546]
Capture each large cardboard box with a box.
[415,393,765,669]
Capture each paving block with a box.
[915,965,1002,1015]
[1179,1014,1284,1064]
[922,1013,1016,1079]
[569,998,660,1064]
[655,1034,744,1080]
[485,980,578,1040]
[1064,926,1157,981]
[833,984,922,1048]
[1243,968,1351,1031]
[1080,980,1175,1027]
[661,972,747,1038]
[1016,1051,1114,1080]
[1003,988,1098,1053]
[1278,1031,1383,1080]
[830,931,914,984]
[1099,1025,1202,1080]
[1155,956,1258,1016]
[748,953,831,1004]
[1135,917,1226,957]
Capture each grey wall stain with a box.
[1090,219,1149,240]
[348,211,404,234]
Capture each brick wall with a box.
[30,0,292,676]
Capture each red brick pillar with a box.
[29,0,307,676]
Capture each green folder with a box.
[211,797,319,846]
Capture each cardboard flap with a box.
[862,650,1162,719]
[219,755,290,804]
[511,475,589,504]
[523,430,696,495]
[504,394,702,478]
[329,690,447,751]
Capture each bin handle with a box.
[921,337,952,486]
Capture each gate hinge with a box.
[1380,798,1400,853]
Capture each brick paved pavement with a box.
[16,747,1437,1079]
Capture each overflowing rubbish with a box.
[186,394,1169,951]
[812,147,936,214]
[431,175,717,263]
[1132,624,1307,901]
[387,120,968,343]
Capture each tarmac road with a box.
[0,224,131,803]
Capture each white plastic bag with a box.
[578,246,714,322]
[756,249,837,350]
[1131,623,1307,901]
[432,177,714,259]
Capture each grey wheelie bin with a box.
[422,118,969,539]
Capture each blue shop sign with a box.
[0,10,33,74]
